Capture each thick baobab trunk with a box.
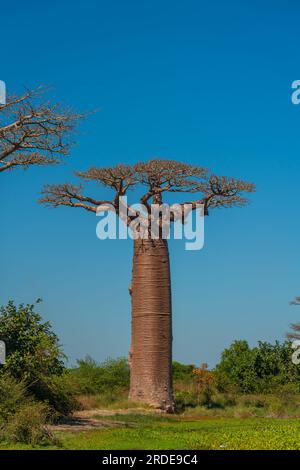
[129,237,174,411]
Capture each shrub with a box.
[193,363,215,407]
[215,340,300,394]
[0,373,58,445]
[209,392,236,409]
[0,374,28,422]
[174,391,198,411]
[172,361,195,382]
[31,374,80,418]
[68,356,130,395]
[0,300,65,383]
[0,300,77,415]
[3,402,56,446]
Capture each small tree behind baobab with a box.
[0,87,81,174]
[40,159,255,411]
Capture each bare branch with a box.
[287,329,300,341]
[40,184,110,213]
[176,174,255,216]
[40,182,135,225]
[0,86,83,173]
[286,297,300,341]
[133,159,207,208]
[290,296,300,306]
[203,175,255,208]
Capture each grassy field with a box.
[1,414,300,450]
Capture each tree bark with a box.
[129,237,174,411]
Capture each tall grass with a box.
[0,373,57,445]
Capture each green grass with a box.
[1,415,300,450]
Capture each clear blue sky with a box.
[1,0,300,367]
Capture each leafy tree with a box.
[40,159,254,410]
[0,301,74,414]
[215,340,257,393]
[0,300,64,381]
[215,340,300,393]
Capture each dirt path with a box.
[49,417,123,432]
[76,408,157,418]
[49,408,154,432]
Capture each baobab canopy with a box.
[41,159,255,216]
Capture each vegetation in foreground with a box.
[55,416,300,450]
[1,300,300,449]
[1,414,300,450]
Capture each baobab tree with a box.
[0,87,81,173]
[40,159,255,411]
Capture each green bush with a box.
[30,374,80,418]
[172,362,195,382]
[215,340,300,394]
[67,356,130,395]
[3,402,56,446]
[0,373,57,445]
[174,391,198,411]
[0,300,77,416]
[236,394,267,408]
[0,374,28,422]
[211,392,236,408]
[0,300,65,382]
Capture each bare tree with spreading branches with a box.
[287,297,300,340]
[40,159,255,411]
[0,87,82,173]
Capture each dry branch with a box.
[0,87,83,173]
